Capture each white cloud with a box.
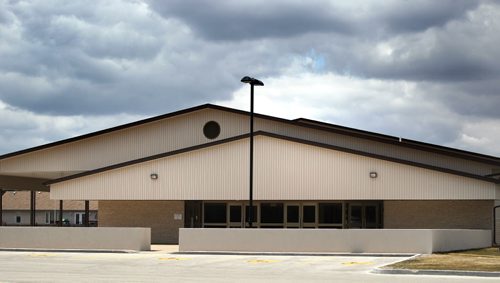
[0,100,145,154]
[217,71,500,155]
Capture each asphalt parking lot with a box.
[0,251,497,282]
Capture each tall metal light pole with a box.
[241,76,264,228]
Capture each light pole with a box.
[241,76,264,228]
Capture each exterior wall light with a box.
[369,172,378,179]
[150,173,158,180]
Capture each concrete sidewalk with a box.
[150,244,179,253]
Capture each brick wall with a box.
[98,201,184,244]
[384,200,493,229]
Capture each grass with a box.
[386,248,500,272]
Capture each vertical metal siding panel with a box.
[2,110,495,180]
[52,138,250,201]
[253,136,495,201]
[1,109,250,176]
[255,118,494,175]
[51,135,495,201]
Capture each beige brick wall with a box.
[384,200,493,229]
[98,201,184,244]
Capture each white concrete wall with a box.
[432,229,492,252]
[179,228,491,254]
[0,227,150,251]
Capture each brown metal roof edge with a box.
[206,105,500,164]
[2,103,499,165]
[292,117,400,141]
[291,117,500,165]
[46,131,499,186]
[0,104,214,160]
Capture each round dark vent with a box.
[203,121,220,139]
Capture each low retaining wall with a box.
[179,229,491,254]
[0,227,151,251]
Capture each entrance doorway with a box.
[347,202,381,228]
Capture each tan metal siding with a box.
[256,119,495,175]
[50,136,496,201]
[50,139,249,200]
[1,109,495,180]
[253,137,495,200]
[0,109,248,176]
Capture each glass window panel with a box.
[245,205,258,223]
[229,206,242,223]
[303,206,316,223]
[260,203,284,224]
[287,205,299,223]
[204,203,227,224]
[318,203,342,224]
[365,205,377,224]
[350,205,362,228]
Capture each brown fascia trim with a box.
[293,117,399,141]
[2,103,499,165]
[46,131,499,186]
[292,117,500,165]
[0,104,214,160]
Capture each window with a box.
[260,202,285,228]
[75,213,85,225]
[318,203,343,226]
[349,205,362,228]
[245,205,258,226]
[16,216,21,224]
[204,203,227,225]
[286,205,299,223]
[260,203,284,226]
[203,121,221,139]
[229,205,242,224]
[365,205,378,228]
[302,205,316,224]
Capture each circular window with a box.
[203,121,220,139]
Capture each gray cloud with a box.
[0,0,499,156]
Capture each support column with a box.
[0,190,4,226]
[84,200,90,227]
[59,200,63,227]
[30,191,36,226]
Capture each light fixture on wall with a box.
[369,172,378,179]
[150,173,158,180]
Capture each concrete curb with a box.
[373,267,500,278]
[175,251,415,257]
[0,248,137,254]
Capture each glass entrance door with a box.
[348,204,363,228]
[347,203,380,228]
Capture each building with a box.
[1,191,97,226]
[0,104,499,244]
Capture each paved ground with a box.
[0,250,498,282]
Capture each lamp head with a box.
[241,76,264,86]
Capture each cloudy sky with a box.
[1,0,500,156]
